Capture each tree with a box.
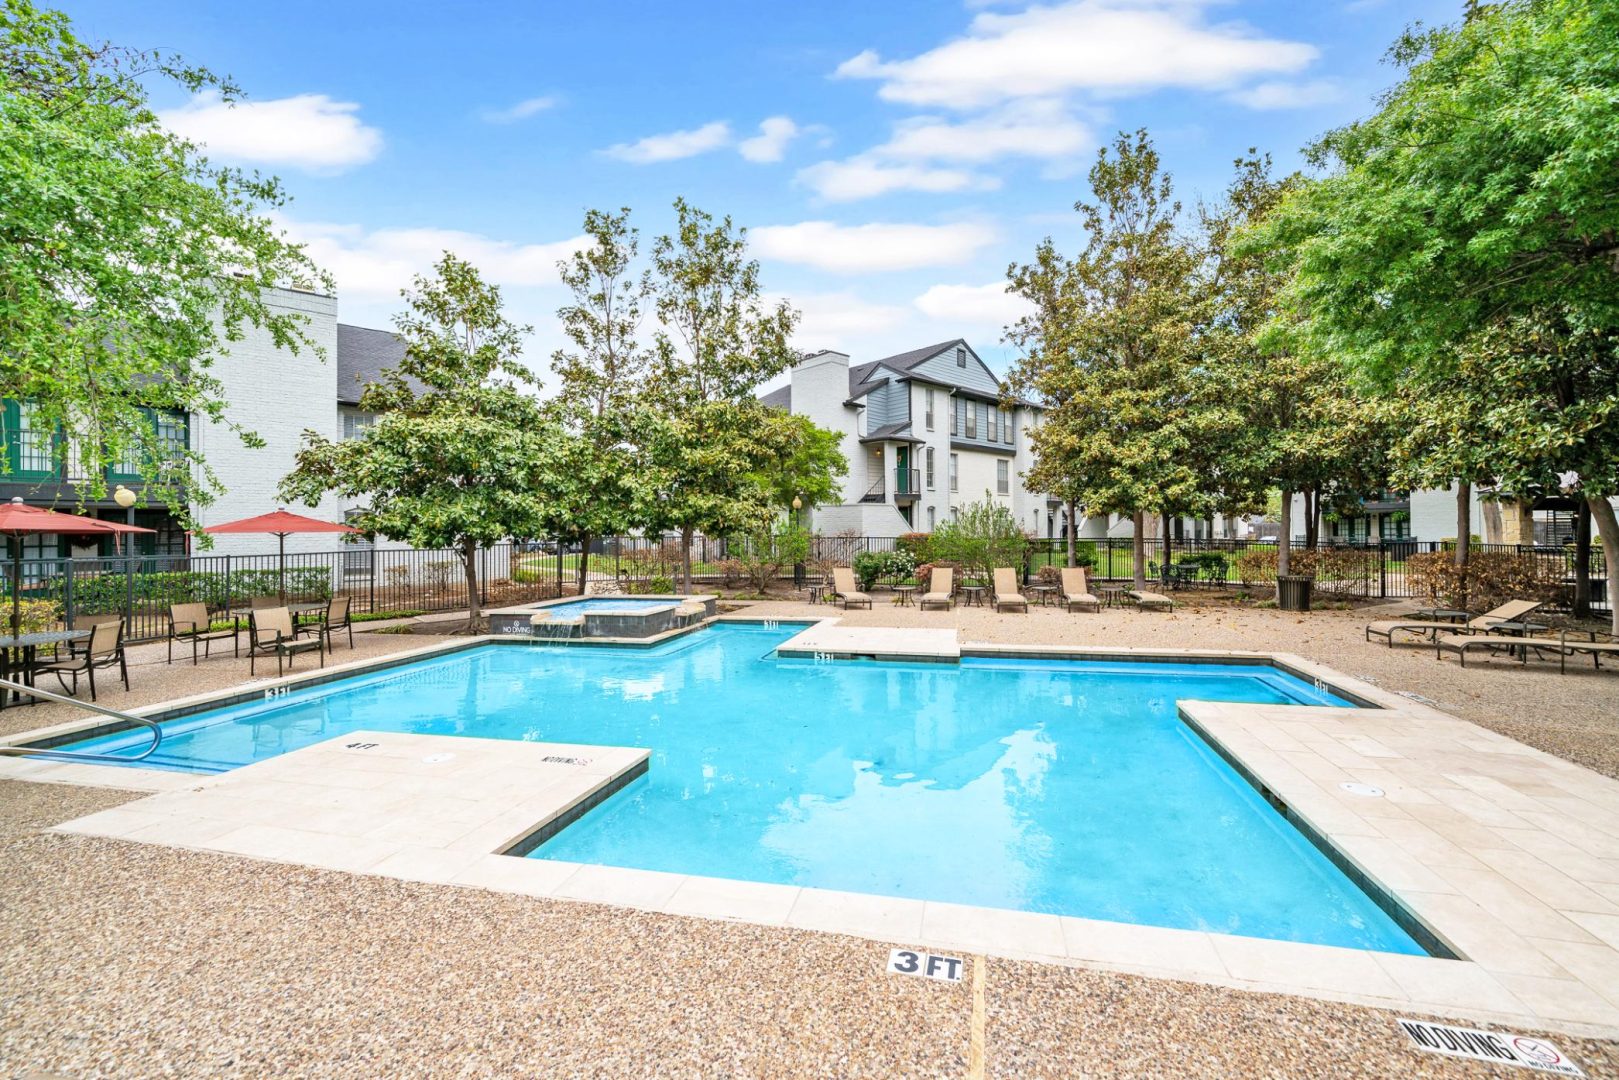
[1,1,328,523]
[928,496,1030,584]
[544,208,655,592]
[1005,130,1205,589]
[280,254,557,626]
[643,199,799,591]
[1250,0,1619,629]
[751,410,846,521]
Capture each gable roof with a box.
[870,339,968,373]
[759,384,792,411]
[336,324,408,406]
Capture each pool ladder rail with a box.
[0,676,163,764]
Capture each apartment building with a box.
[760,340,1058,536]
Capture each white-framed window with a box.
[1002,409,1014,445]
[997,459,1009,495]
[953,396,965,437]
[342,409,379,441]
[956,346,966,367]
[14,403,53,473]
[925,447,935,489]
[965,403,977,439]
[925,388,934,430]
[949,453,958,492]
[989,409,998,443]
[927,506,935,530]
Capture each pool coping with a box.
[9,619,1619,1038]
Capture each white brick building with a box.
[760,340,1058,537]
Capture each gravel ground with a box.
[733,597,1619,780]
[3,782,1617,1078]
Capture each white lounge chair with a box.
[1059,567,1100,613]
[831,567,873,610]
[920,567,954,610]
[992,568,1027,613]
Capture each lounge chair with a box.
[248,606,325,676]
[992,568,1027,613]
[831,567,872,610]
[1128,588,1174,611]
[1059,567,1100,613]
[36,618,127,701]
[1435,631,1563,668]
[1558,630,1619,674]
[167,602,240,665]
[919,567,954,610]
[1364,599,1544,647]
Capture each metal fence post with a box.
[1379,540,1387,599]
[123,550,134,631]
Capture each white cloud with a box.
[280,218,590,300]
[602,121,732,164]
[480,96,558,123]
[914,282,1033,327]
[834,0,1317,109]
[1224,78,1345,110]
[875,99,1092,164]
[751,220,998,274]
[797,158,998,202]
[739,116,801,163]
[774,290,911,348]
[159,91,383,172]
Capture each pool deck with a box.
[8,615,1619,1051]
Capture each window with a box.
[925,447,935,489]
[954,396,965,437]
[988,409,999,443]
[927,506,935,530]
[342,409,379,440]
[12,403,54,474]
[949,453,958,492]
[1001,409,1014,445]
[997,459,1009,495]
[965,403,977,439]
[924,388,934,430]
[956,346,966,367]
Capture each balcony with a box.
[893,468,921,504]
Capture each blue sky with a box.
[65,0,1458,390]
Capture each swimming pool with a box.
[537,598,679,614]
[60,624,1422,953]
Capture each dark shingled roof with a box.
[870,339,966,372]
[336,324,408,406]
[859,423,923,444]
[759,384,792,410]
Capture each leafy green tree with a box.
[752,410,847,521]
[1,1,328,522]
[928,496,1030,585]
[280,254,558,625]
[1006,130,1205,588]
[543,208,655,592]
[643,199,799,591]
[1250,0,1619,628]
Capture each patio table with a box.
[959,585,988,607]
[1407,607,1471,623]
[1100,586,1129,609]
[0,629,89,707]
[1026,585,1057,607]
[891,585,918,607]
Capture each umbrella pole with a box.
[278,533,286,603]
[9,537,19,639]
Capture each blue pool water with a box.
[62,624,1422,953]
[539,598,678,614]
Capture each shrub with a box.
[852,548,915,589]
[644,575,675,594]
[13,598,62,633]
[929,498,1029,583]
[895,532,932,561]
[713,558,745,587]
[1229,546,1375,596]
[67,567,332,613]
[1036,564,1063,586]
[736,523,810,593]
[1406,551,1568,610]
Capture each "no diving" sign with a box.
[1398,1018,1582,1075]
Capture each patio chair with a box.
[1060,568,1100,613]
[167,602,240,665]
[248,606,325,677]
[1127,588,1175,611]
[35,618,127,701]
[1434,631,1564,668]
[831,567,873,610]
[1364,599,1544,647]
[249,595,280,609]
[919,567,954,610]
[316,596,354,653]
[1557,629,1619,675]
[61,613,121,659]
[992,568,1028,613]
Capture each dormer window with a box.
[955,346,966,367]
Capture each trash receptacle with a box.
[1278,574,1313,612]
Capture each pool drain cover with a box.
[1339,782,1385,798]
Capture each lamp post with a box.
[113,485,136,627]
[791,495,806,589]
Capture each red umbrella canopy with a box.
[0,499,155,538]
[200,509,359,537]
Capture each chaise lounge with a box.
[1060,567,1100,613]
[1128,587,1174,612]
[920,567,954,611]
[992,568,1028,613]
[1365,599,1543,647]
[831,567,873,610]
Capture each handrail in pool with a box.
[0,677,163,763]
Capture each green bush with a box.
[68,567,332,613]
[852,548,916,589]
[895,532,933,561]
[645,575,675,594]
[928,498,1028,582]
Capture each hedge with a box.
[66,567,333,613]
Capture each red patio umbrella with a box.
[0,498,155,637]
[200,508,359,601]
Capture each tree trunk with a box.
[1131,512,1146,590]
[1065,502,1076,568]
[1161,512,1173,584]
[1454,482,1472,569]
[1277,487,1292,601]
[460,536,482,627]
[1304,487,1319,549]
[1586,497,1619,637]
[1573,502,1592,619]
[576,532,592,595]
[680,525,694,594]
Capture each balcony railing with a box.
[894,468,921,501]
